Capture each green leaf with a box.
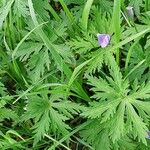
[68,35,97,54]
[13,0,29,17]
[15,42,43,61]
[111,0,121,64]
[126,102,148,145]
[28,48,51,82]
[109,102,125,143]
[28,0,90,101]
[82,53,150,145]
[22,92,84,144]
[0,108,18,122]
[0,0,14,28]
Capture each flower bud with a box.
[97,34,111,48]
[126,6,134,18]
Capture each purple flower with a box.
[147,131,150,139]
[126,6,134,18]
[97,34,111,48]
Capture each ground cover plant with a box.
[1,0,150,149]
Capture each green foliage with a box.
[68,34,97,54]
[0,0,14,28]
[81,54,150,148]
[21,88,84,145]
[0,80,18,122]
[64,0,86,5]
[13,0,29,17]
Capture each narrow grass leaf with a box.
[81,0,94,31]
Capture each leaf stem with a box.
[112,0,121,65]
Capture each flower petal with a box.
[97,34,111,48]
[126,6,134,18]
[147,131,150,139]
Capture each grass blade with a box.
[48,120,93,150]
[110,27,150,52]
[12,22,48,59]
[81,0,94,31]
[112,0,121,65]
[48,4,61,22]
[44,134,71,150]
[124,59,146,80]
[59,0,74,22]
[68,59,92,88]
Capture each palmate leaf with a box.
[22,95,69,145]
[82,54,150,147]
[126,102,148,144]
[80,119,136,150]
[22,91,84,145]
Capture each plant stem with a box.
[112,0,121,65]
[48,4,61,22]
[59,0,74,22]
